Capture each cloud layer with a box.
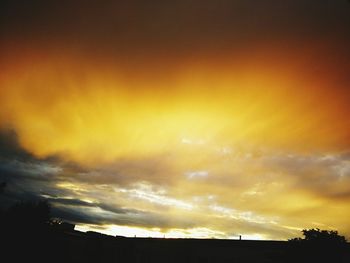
[1,130,350,239]
[0,0,350,240]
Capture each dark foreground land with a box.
[2,228,350,263]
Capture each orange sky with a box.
[1,41,350,161]
[0,0,350,240]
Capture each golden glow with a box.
[1,44,350,240]
[1,46,349,164]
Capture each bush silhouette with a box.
[1,200,51,234]
[303,228,346,244]
[0,182,6,194]
[289,228,347,244]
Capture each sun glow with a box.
[1,41,350,239]
[1,47,349,166]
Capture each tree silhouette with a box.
[1,200,51,234]
[302,229,346,244]
[289,228,347,244]
[287,228,348,263]
[0,182,6,194]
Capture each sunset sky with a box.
[1,0,350,240]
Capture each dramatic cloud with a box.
[0,0,349,240]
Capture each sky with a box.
[0,0,350,240]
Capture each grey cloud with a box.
[339,151,350,161]
[48,197,96,208]
[1,126,350,238]
[0,129,70,208]
[0,129,182,229]
[0,129,35,162]
[48,197,145,216]
[98,203,142,216]
[0,159,65,205]
[52,206,101,225]
[60,155,177,187]
[51,200,196,230]
[261,152,350,199]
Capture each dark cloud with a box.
[48,197,96,207]
[1,128,349,237]
[0,129,66,207]
[57,155,178,187]
[98,203,142,216]
[50,199,196,229]
[1,2,350,239]
[0,132,194,229]
[1,0,349,54]
[0,129,34,162]
[52,205,101,225]
[48,197,142,216]
[0,129,168,228]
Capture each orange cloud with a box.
[1,41,350,240]
[1,43,349,165]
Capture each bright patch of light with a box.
[56,182,86,192]
[117,183,194,210]
[209,204,276,224]
[181,137,206,145]
[238,234,265,240]
[76,224,227,239]
[185,171,209,179]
